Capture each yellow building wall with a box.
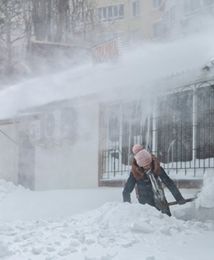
[90,0,164,41]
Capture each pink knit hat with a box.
[134,149,152,169]
[132,144,144,155]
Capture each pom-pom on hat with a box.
[134,149,152,169]
[132,144,144,155]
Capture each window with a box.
[103,7,107,19]
[153,22,163,38]
[184,0,201,13]
[113,5,118,17]
[157,92,193,164]
[203,0,213,5]
[196,86,214,159]
[118,4,124,18]
[153,0,162,9]
[132,0,140,17]
[97,4,125,21]
[108,6,113,18]
[98,8,102,20]
[190,0,201,10]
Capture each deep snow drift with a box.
[173,172,214,222]
[196,171,214,208]
[0,173,213,260]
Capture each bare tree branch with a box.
[11,34,25,43]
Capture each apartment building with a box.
[90,0,165,43]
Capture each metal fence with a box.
[157,83,214,176]
[99,81,214,183]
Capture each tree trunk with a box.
[5,2,13,74]
[55,0,69,42]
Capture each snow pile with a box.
[0,202,212,260]
[0,179,213,260]
[81,202,211,235]
[0,242,12,258]
[173,173,214,222]
[196,172,214,208]
[0,179,24,202]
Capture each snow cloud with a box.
[0,29,214,120]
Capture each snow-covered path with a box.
[0,179,213,260]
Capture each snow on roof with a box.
[0,31,214,120]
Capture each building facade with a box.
[0,96,100,190]
[90,0,165,43]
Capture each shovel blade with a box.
[168,197,196,206]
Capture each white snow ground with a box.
[0,176,213,260]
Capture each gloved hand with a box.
[177,197,186,205]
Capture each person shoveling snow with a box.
[123,144,193,216]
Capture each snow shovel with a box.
[168,197,197,206]
[146,170,171,216]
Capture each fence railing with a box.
[99,80,214,183]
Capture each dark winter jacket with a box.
[123,158,184,208]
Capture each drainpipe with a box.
[152,101,157,156]
[146,114,151,151]
[192,86,197,176]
